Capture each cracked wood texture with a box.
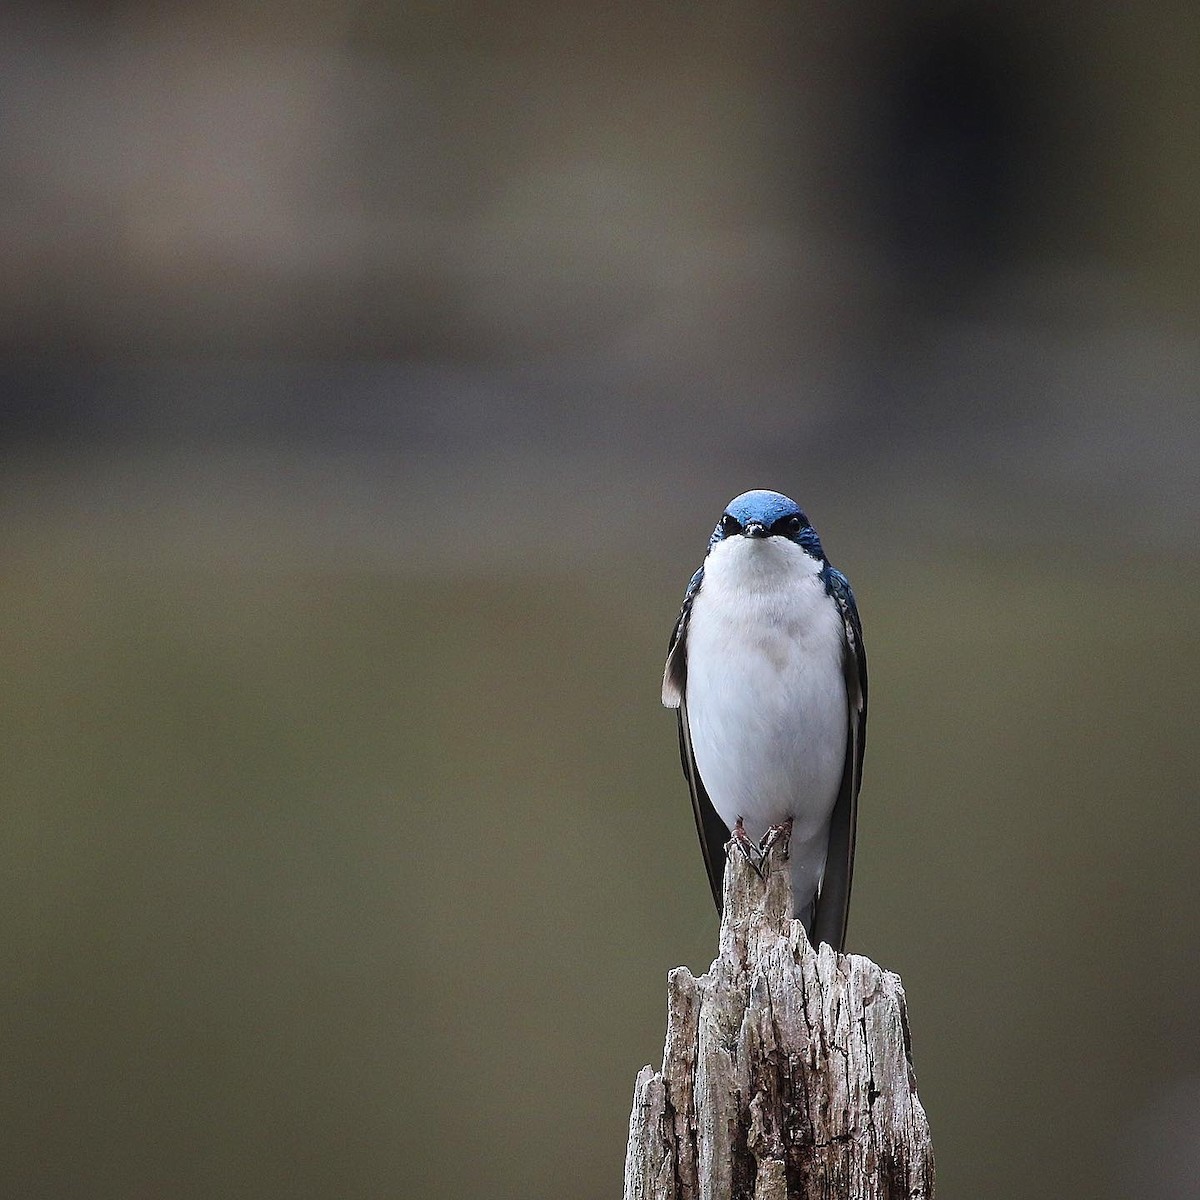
[623,838,934,1200]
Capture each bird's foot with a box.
[729,817,793,876]
[731,817,763,873]
[759,817,793,862]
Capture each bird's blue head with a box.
[709,489,824,560]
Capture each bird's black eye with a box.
[786,515,802,535]
[721,514,742,536]
[773,514,803,535]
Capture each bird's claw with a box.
[731,817,759,867]
[730,816,793,876]
[761,817,793,862]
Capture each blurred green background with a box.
[1,3,1198,1199]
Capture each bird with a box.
[662,489,867,952]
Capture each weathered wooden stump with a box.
[624,837,934,1200]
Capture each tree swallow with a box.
[662,490,867,951]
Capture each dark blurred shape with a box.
[876,10,1045,304]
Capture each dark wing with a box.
[810,565,868,953]
[662,567,730,910]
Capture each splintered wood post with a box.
[623,837,934,1200]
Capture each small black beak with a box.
[744,521,769,539]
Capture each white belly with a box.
[685,536,848,910]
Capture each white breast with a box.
[684,535,848,911]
